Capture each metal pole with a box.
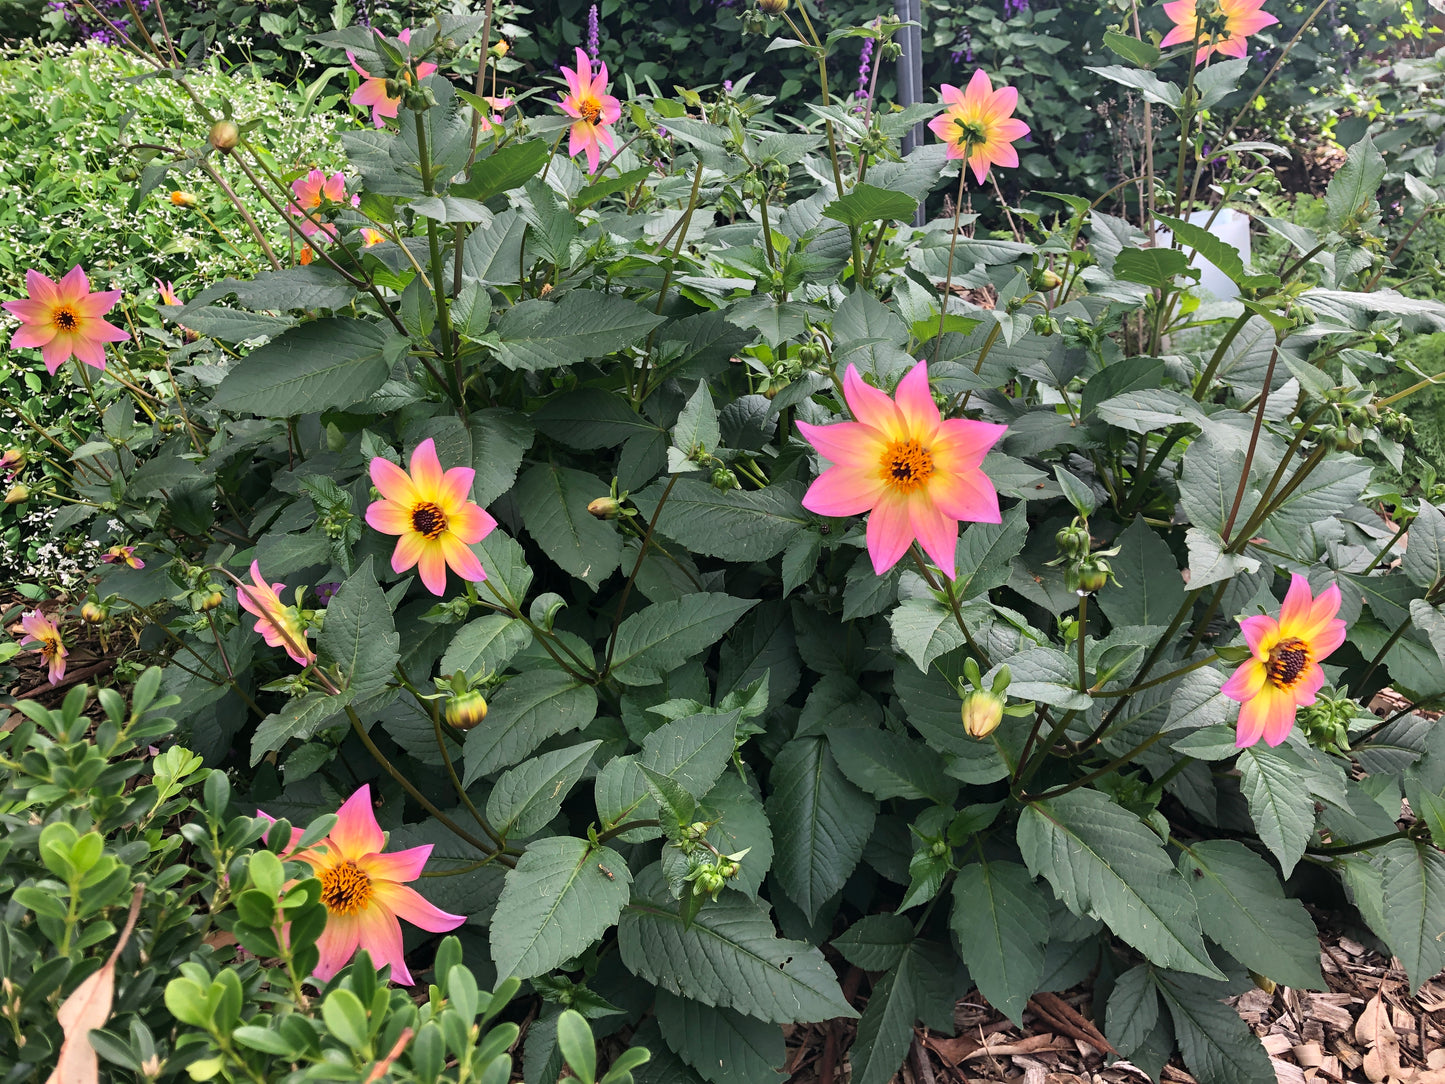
[896,0,926,224]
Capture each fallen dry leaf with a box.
[45,884,143,1084]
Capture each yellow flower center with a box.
[39,635,61,663]
[53,307,79,332]
[879,439,935,493]
[578,96,602,124]
[956,119,989,148]
[1265,637,1310,690]
[410,500,449,539]
[320,860,373,916]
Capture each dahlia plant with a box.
[5,0,1445,1082]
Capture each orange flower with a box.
[236,561,315,667]
[926,70,1031,184]
[1221,574,1345,747]
[3,266,129,374]
[264,785,465,985]
[365,438,495,596]
[359,228,386,248]
[20,610,67,685]
[289,170,346,240]
[558,46,622,174]
[1160,0,1279,63]
[796,362,1006,578]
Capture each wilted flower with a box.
[20,610,68,685]
[236,560,315,667]
[927,70,1030,184]
[263,785,465,985]
[100,544,144,569]
[558,46,622,174]
[1160,0,1279,64]
[348,29,438,128]
[3,266,129,374]
[365,438,495,596]
[0,449,24,478]
[209,119,240,152]
[796,362,1006,578]
[1221,575,1345,748]
[169,190,197,208]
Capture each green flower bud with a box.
[757,0,788,14]
[960,689,1005,739]
[711,467,740,491]
[4,482,29,504]
[1029,267,1064,292]
[588,496,623,520]
[209,120,240,153]
[445,690,489,730]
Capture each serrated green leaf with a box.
[487,741,601,839]
[610,594,759,685]
[1236,745,1315,878]
[1018,788,1222,978]
[766,737,877,921]
[654,991,785,1083]
[439,614,532,678]
[1098,517,1187,628]
[828,728,959,804]
[833,913,915,971]
[618,864,857,1023]
[491,836,631,979]
[1403,502,1445,590]
[634,479,811,562]
[821,183,919,228]
[1177,840,1325,989]
[950,860,1048,1024]
[1157,972,1274,1084]
[848,940,954,1084]
[516,463,623,587]
[462,669,598,783]
[1106,965,1160,1059]
[1325,135,1385,234]
[211,318,402,416]
[317,558,399,700]
[250,690,354,765]
[495,292,665,371]
[1156,214,1246,286]
[1375,838,1445,992]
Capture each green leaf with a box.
[698,773,773,899]
[317,558,399,700]
[487,741,601,840]
[491,836,631,979]
[1325,135,1385,233]
[495,292,665,371]
[211,318,403,416]
[1114,247,1196,289]
[821,183,919,228]
[180,265,358,313]
[1081,356,1166,417]
[462,669,598,783]
[950,860,1049,1024]
[672,383,721,465]
[439,614,532,678]
[1098,518,1187,628]
[1177,840,1325,990]
[534,389,662,449]
[954,503,1029,601]
[640,763,697,826]
[1157,972,1274,1084]
[1156,214,1246,286]
[179,308,296,343]
[453,139,551,202]
[1017,788,1222,978]
[641,709,741,798]
[827,728,959,804]
[1054,464,1098,518]
[766,737,877,921]
[1375,838,1445,992]
[634,479,810,562]
[986,647,1092,711]
[469,409,534,506]
[833,913,915,971]
[1236,745,1315,878]
[250,690,354,765]
[1106,965,1160,1059]
[1085,65,1182,107]
[654,991,785,1083]
[1185,527,1261,590]
[1102,31,1161,68]
[516,463,624,588]
[848,940,955,1084]
[888,595,969,674]
[1403,501,1445,590]
[556,1010,597,1084]
[1095,388,1208,433]
[574,166,653,211]
[610,594,760,685]
[618,864,857,1023]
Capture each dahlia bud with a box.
[757,0,788,14]
[1249,970,1276,994]
[711,467,740,491]
[489,39,510,57]
[1074,556,1111,594]
[960,689,1005,739]
[169,190,198,208]
[209,120,240,153]
[4,483,29,504]
[1055,523,1090,560]
[588,496,622,520]
[0,448,25,475]
[1029,267,1064,292]
[198,589,226,611]
[445,690,489,730]
[81,599,107,624]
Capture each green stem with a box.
[931,169,969,366]
[1090,652,1218,697]
[1360,617,1412,690]
[603,475,678,676]
[1076,594,1088,692]
[1024,731,1167,802]
[1191,310,1251,402]
[595,819,661,845]
[427,694,503,846]
[1220,337,1282,546]
[1305,829,1408,857]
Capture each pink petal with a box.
[1277,573,1314,634]
[438,466,475,508]
[865,490,915,575]
[1304,581,1343,637]
[1239,613,1279,660]
[842,365,903,436]
[927,468,1001,524]
[4,297,53,323]
[1258,686,1299,747]
[314,912,362,982]
[367,500,413,536]
[57,265,91,300]
[1310,619,1347,661]
[11,322,57,350]
[909,495,959,579]
[802,465,888,518]
[355,904,412,985]
[796,418,885,469]
[893,361,941,439]
[938,83,964,107]
[25,269,61,307]
[447,503,496,545]
[1159,24,1193,47]
[391,531,426,575]
[330,785,386,858]
[996,118,1031,142]
[963,69,993,106]
[928,114,957,144]
[417,544,448,595]
[371,882,466,933]
[362,844,432,883]
[933,418,1007,470]
[1220,659,1265,702]
[370,455,419,506]
[440,533,485,583]
[988,84,1019,118]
